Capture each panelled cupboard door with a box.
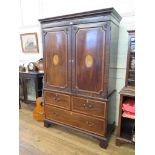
[72,22,110,97]
[43,26,71,91]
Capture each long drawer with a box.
[45,105,105,136]
[72,96,106,118]
[44,91,70,110]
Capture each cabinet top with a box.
[39,7,122,24]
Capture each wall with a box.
[19,0,135,125]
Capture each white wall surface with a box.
[19,0,135,125]
[19,26,43,65]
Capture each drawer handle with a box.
[53,97,60,102]
[52,112,58,116]
[86,121,95,127]
[82,103,93,109]
[88,104,93,109]
[55,98,60,102]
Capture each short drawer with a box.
[45,105,105,136]
[72,97,106,118]
[44,91,70,110]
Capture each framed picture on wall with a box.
[20,33,39,53]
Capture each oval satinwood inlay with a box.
[85,54,93,68]
[53,54,59,65]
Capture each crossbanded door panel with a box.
[43,26,71,91]
[72,22,110,97]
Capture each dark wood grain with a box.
[45,30,67,87]
[40,8,121,149]
[45,105,105,136]
[116,86,135,146]
[116,94,123,137]
[75,25,105,92]
[44,91,71,110]
[116,30,135,146]
[116,87,135,141]
[71,23,110,98]
[72,96,106,118]
[39,8,122,23]
[125,30,135,87]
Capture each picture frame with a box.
[20,33,39,53]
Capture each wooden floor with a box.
[19,103,135,155]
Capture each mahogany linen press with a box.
[39,8,121,148]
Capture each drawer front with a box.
[45,105,105,136]
[44,91,70,110]
[72,97,106,118]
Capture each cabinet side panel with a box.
[108,23,119,94]
[108,22,119,124]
